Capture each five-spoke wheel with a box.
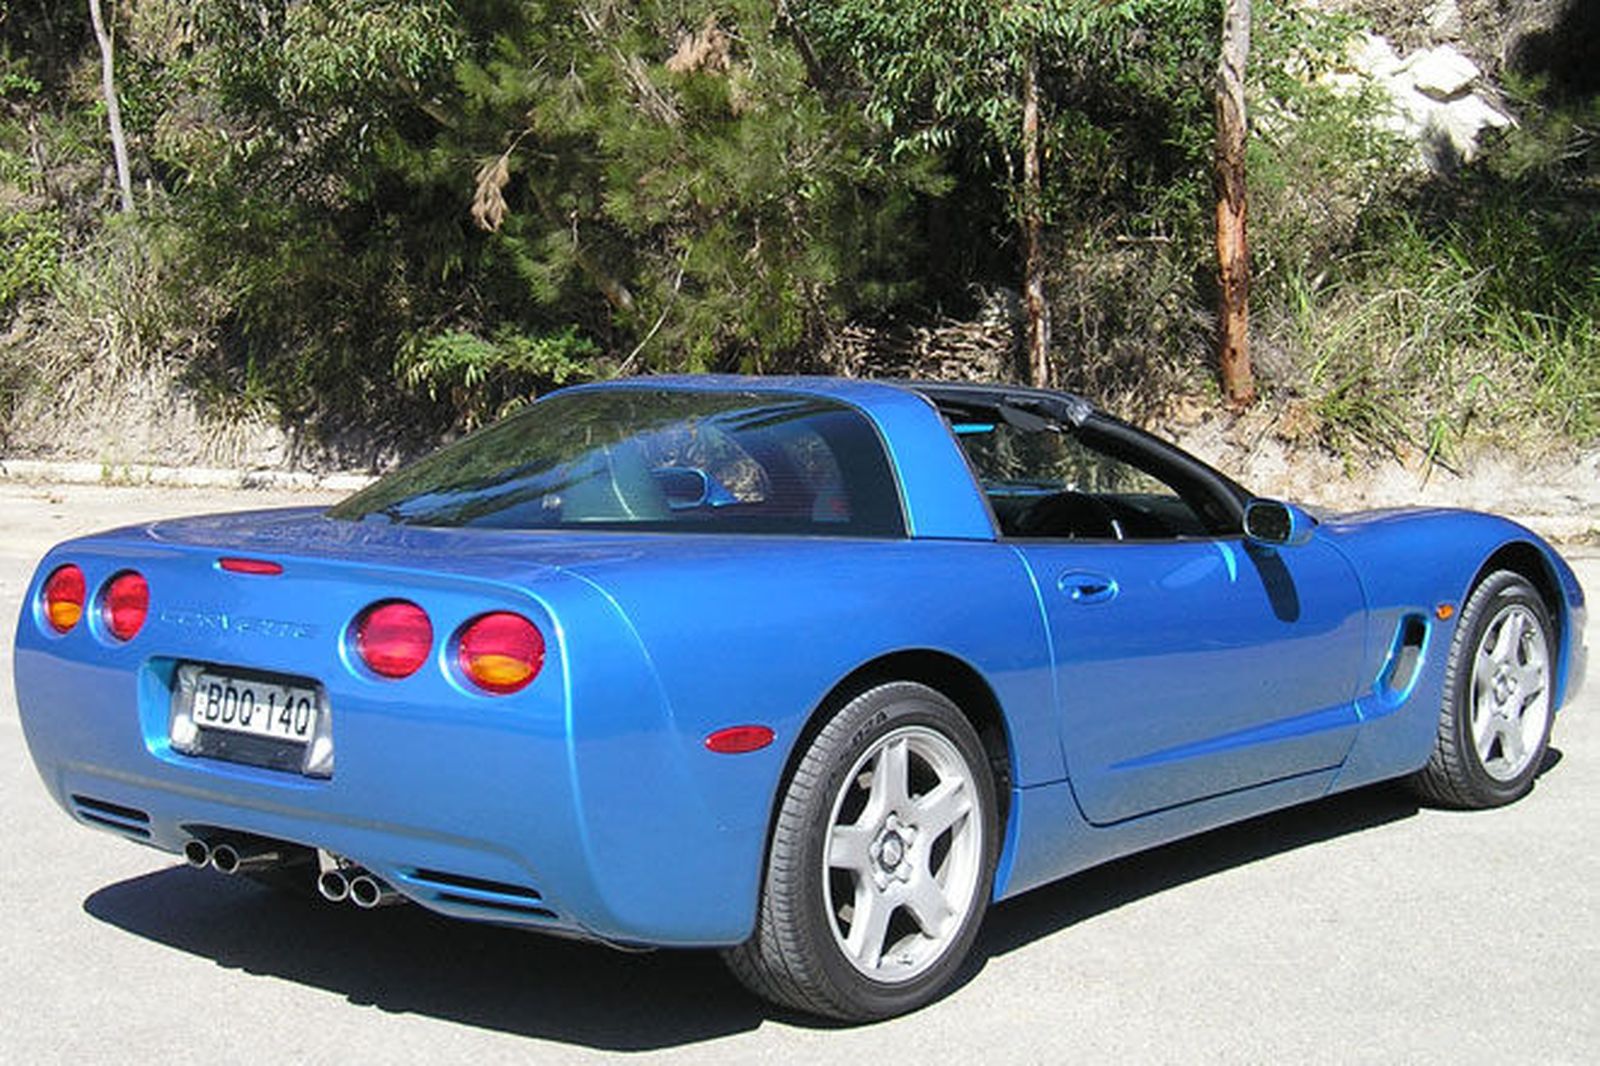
[1411,570,1555,807]
[724,682,997,1020]
[824,724,986,982]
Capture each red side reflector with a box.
[704,725,775,754]
[219,557,284,575]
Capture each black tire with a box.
[1408,570,1556,808]
[723,681,999,1020]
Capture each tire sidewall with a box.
[1449,573,1555,803]
[787,683,998,1018]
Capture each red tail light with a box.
[42,564,86,633]
[457,612,544,695]
[354,601,433,678]
[102,571,150,641]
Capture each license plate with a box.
[169,663,334,776]
[190,671,319,743]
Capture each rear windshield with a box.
[328,388,906,537]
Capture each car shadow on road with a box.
[83,776,1504,1047]
[967,782,1422,969]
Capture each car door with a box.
[1016,534,1365,824]
[953,408,1366,826]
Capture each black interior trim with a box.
[907,382,1250,537]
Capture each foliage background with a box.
[0,0,1595,470]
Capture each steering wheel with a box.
[1012,490,1124,540]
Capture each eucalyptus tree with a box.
[797,0,1146,387]
[1215,0,1255,405]
[86,0,133,213]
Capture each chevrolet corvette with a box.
[14,376,1587,1019]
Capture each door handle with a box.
[1059,570,1119,605]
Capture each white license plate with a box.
[190,672,319,743]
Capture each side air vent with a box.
[402,868,557,920]
[71,794,152,838]
[1378,614,1428,701]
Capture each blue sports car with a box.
[14,376,1588,1019]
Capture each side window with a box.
[954,422,1209,540]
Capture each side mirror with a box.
[1243,499,1315,548]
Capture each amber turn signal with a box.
[42,564,86,634]
[458,612,545,695]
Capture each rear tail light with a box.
[457,612,545,695]
[42,565,86,633]
[354,601,433,678]
[102,571,150,641]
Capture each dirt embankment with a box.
[2,431,1595,547]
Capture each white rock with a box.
[1349,32,1403,79]
[1404,46,1481,99]
[1426,0,1464,38]
[1427,95,1512,163]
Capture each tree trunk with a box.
[1215,0,1255,406]
[1021,46,1051,389]
[88,0,134,215]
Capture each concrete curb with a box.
[0,458,373,493]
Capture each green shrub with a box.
[0,208,61,309]
[397,325,597,429]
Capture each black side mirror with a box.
[1243,499,1314,547]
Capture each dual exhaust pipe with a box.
[316,865,399,909]
[184,836,299,877]
[184,837,398,909]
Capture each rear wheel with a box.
[1409,570,1555,808]
[724,682,998,1020]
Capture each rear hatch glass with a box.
[329,389,906,538]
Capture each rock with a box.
[1403,45,1482,99]
[1349,32,1403,79]
[1427,93,1512,164]
[1332,31,1509,172]
[1425,0,1464,39]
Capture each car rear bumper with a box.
[14,582,774,948]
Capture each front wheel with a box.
[1409,570,1555,808]
[724,682,998,1020]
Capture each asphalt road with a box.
[2,483,1596,1064]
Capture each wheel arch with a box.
[770,650,1015,856]
[1470,541,1565,654]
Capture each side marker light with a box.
[705,725,776,754]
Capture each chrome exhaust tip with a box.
[209,842,243,875]
[348,874,399,909]
[317,869,351,903]
[210,842,288,876]
[183,839,212,869]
